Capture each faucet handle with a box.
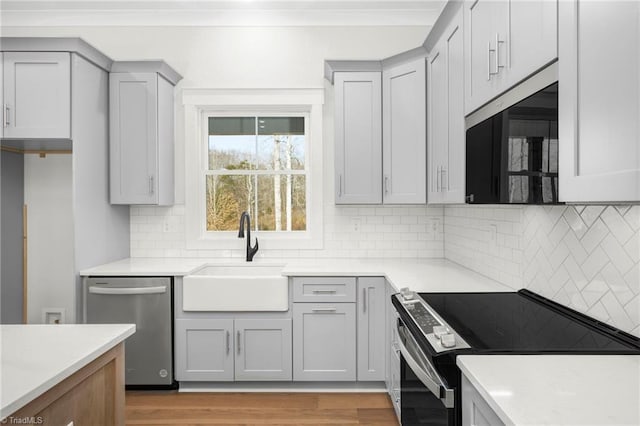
[248,238,259,261]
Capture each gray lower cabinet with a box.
[357,277,386,381]
[175,318,234,381]
[175,318,292,381]
[461,373,505,426]
[234,318,292,381]
[292,303,356,381]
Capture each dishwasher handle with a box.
[88,286,167,295]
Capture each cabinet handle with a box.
[495,33,505,74]
[436,166,441,192]
[487,41,493,81]
[226,331,230,355]
[338,174,342,197]
[441,167,447,192]
[237,331,241,354]
[3,104,9,127]
[312,289,336,294]
[384,175,390,194]
[149,176,154,195]
[363,287,367,314]
[311,307,337,312]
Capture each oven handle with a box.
[396,321,455,409]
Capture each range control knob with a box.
[433,326,449,338]
[400,287,415,301]
[440,333,456,348]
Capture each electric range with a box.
[391,288,640,426]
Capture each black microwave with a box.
[465,76,559,204]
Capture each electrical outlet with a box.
[42,308,65,324]
[350,217,362,233]
[428,218,441,236]
[488,223,498,246]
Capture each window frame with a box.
[183,89,324,250]
[203,111,309,233]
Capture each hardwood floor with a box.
[126,391,399,425]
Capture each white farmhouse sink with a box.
[182,264,288,311]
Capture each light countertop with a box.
[80,257,513,293]
[0,324,135,418]
[457,355,640,426]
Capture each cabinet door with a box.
[464,0,509,114]
[443,11,466,204]
[559,1,640,202]
[427,41,448,204]
[110,72,158,204]
[428,10,465,205]
[508,0,557,88]
[461,374,506,426]
[175,318,234,381]
[357,277,386,381]
[382,58,427,204]
[2,52,71,139]
[293,303,356,381]
[334,72,382,204]
[234,318,292,381]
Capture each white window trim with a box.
[183,88,324,250]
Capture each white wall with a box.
[24,154,75,324]
[445,205,640,338]
[3,25,444,260]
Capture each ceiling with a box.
[0,0,446,27]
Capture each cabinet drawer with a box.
[292,277,356,302]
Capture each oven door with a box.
[397,318,456,425]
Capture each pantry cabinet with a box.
[175,318,292,381]
[427,7,465,204]
[382,57,427,204]
[2,52,71,139]
[558,0,640,202]
[334,72,382,204]
[109,62,181,205]
[463,0,557,114]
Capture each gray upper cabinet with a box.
[427,6,465,204]
[175,318,234,381]
[234,318,292,381]
[558,0,640,202]
[382,57,427,204]
[292,302,356,381]
[109,62,181,205]
[334,72,382,204]
[463,0,557,114]
[356,277,386,381]
[2,52,71,139]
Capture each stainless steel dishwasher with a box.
[84,277,174,387]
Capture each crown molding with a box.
[0,0,445,27]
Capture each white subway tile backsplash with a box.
[445,204,640,338]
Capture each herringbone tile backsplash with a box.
[445,205,640,338]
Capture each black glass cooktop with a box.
[419,290,640,353]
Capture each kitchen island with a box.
[0,324,135,425]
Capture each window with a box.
[206,115,307,232]
[183,88,324,250]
